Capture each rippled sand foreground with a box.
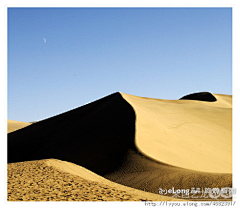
[8,159,176,201]
[7,92,232,201]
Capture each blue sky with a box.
[8,8,232,122]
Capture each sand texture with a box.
[7,92,232,201]
[8,159,177,201]
[121,92,232,173]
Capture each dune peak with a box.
[8,91,232,199]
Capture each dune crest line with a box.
[8,92,232,199]
[120,92,231,173]
[8,92,136,175]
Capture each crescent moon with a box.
[43,38,46,43]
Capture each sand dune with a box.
[7,119,31,133]
[7,92,232,201]
[121,92,232,173]
[8,159,176,201]
[179,92,217,102]
[104,149,231,200]
[8,93,136,175]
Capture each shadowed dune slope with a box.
[179,92,217,102]
[104,149,231,199]
[8,93,135,175]
[8,92,232,199]
[8,159,177,201]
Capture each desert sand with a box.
[7,119,31,133]
[7,92,232,201]
[121,92,232,173]
[8,159,177,201]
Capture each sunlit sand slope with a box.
[104,149,231,200]
[121,92,232,173]
[7,119,31,133]
[8,159,176,201]
[8,92,232,200]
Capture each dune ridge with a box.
[8,93,136,175]
[7,119,31,133]
[8,92,232,200]
[120,92,232,173]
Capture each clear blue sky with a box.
[8,8,232,122]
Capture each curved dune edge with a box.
[212,94,232,108]
[8,93,136,175]
[120,92,232,173]
[8,92,232,200]
[8,159,178,201]
[179,92,217,102]
[45,159,179,201]
[7,119,31,133]
[104,149,232,200]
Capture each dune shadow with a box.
[104,149,232,200]
[180,92,217,102]
[8,92,231,200]
[8,92,136,175]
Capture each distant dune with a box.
[7,92,232,201]
[7,119,31,133]
[121,92,232,173]
[179,92,217,102]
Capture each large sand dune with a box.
[121,92,232,173]
[8,93,136,175]
[7,92,232,201]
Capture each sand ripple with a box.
[8,160,167,201]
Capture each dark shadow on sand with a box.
[8,92,231,200]
[8,92,136,175]
[180,92,217,102]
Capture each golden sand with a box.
[121,93,232,173]
[7,92,232,201]
[7,159,176,201]
[7,119,31,133]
